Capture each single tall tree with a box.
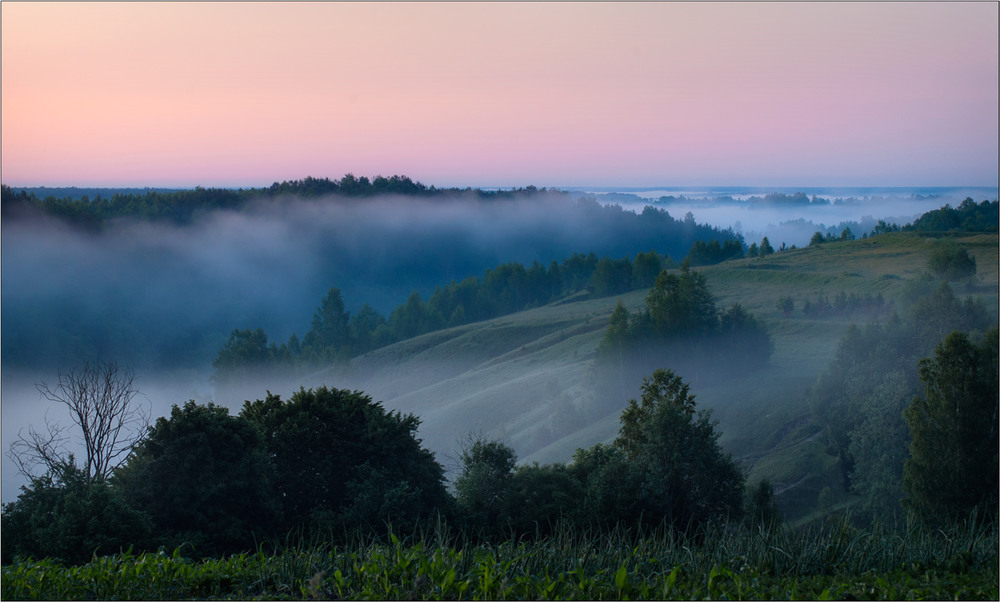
[903,327,998,522]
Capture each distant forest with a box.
[2,175,570,227]
[2,176,750,372]
[1,178,995,374]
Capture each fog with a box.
[2,192,658,372]
[3,185,997,503]
[574,186,999,247]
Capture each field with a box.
[305,232,998,522]
[3,519,997,600]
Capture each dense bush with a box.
[241,387,452,537]
[1,463,152,565]
[114,402,281,557]
[927,243,977,281]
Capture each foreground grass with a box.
[4,519,997,600]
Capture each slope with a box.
[311,232,998,520]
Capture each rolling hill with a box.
[279,232,999,521]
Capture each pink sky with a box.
[2,2,997,188]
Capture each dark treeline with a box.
[2,177,741,373]
[0,175,566,227]
[804,199,998,246]
[212,250,678,392]
[904,198,999,233]
[1,369,755,564]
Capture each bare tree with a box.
[7,361,150,483]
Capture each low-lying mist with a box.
[578,186,999,247]
[3,185,996,504]
[1,192,691,373]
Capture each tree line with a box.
[212,237,798,394]
[3,366,755,564]
[212,250,681,392]
[0,176,570,228]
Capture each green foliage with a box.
[810,282,995,523]
[302,288,353,361]
[906,198,999,233]
[598,267,774,383]
[0,176,573,227]
[5,520,996,599]
[612,370,745,531]
[746,479,781,527]
[927,243,977,281]
[685,238,744,266]
[759,236,775,256]
[510,464,585,533]
[1,463,152,565]
[115,401,280,557]
[644,267,719,338]
[212,327,272,387]
[453,439,517,537]
[632,250,666,289]
[590,257,633,297]
[799,291,890,319]
[903,327,999,523]
[241,386,450,537]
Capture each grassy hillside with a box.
[314,232,998,521]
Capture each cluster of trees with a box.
[810,282,995,523]
[809,228,857,246]
[926,243,978,281]
[746,237,777,258]
[684,238,746,266]
[3,383,450,563]
[684,235,795,266]
[905,198,998,233]
[213,251,678,392]
[775,292,892,319]
[599,267,774,385]
[454,369,752,539]
[4,366,761,565]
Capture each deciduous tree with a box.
[7,362,148,484]
[903,327,998,522]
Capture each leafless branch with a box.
[9,361,150,482]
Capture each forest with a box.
[1,179,739,373]
[1,181,997,599]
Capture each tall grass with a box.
[4,516,997,600]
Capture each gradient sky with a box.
[2,2,997,188]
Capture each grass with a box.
[4,519,997,600]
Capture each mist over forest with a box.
[575,186,999,248]
[3,185,733,373]
[2,180,997,507]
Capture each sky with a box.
[2,2,998,189]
